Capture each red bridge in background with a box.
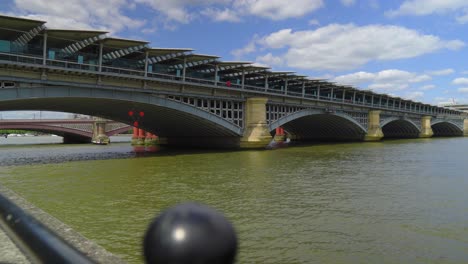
[0,119,131,144]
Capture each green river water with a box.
[0,136,467,263]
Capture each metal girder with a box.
[102,44,148,61]
[61,35,105,55]
[13,24,46,46]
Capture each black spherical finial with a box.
[144,202,238,264]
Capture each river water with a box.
[0,136,467,263]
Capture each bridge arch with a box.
[0,86,242,131]
[380,118,420,138]
[0,86,243,147]
[431,121,463,137]
[0,124,91,143]
[268,109,367,141]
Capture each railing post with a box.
[284,79,288,95]
[98,42,103,73]
[182,57,187,82]
[214,64,218,86]
[42,31,47,66]
[301,81,305,98]
[144,51,149,77]
[241,69,245,89]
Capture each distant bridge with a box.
[0,15,466,148]
[0,119,130,143]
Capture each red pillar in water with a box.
[138,128,145,139]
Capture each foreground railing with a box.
[0,193,94,263]
[0,193,237,263]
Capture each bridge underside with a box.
[382,120,420,138]
[0,97,242,148]
[432,122,463,137]
[0,124,91,143]
[278,114,366,141]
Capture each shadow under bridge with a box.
[0,86,243,147]
[381,118,420,138]
[431,121,463,137]
[269,109,367,142]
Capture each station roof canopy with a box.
[170,53,220,69]
[46,29,106,48]
[147,48,192,57]
[223,65,270,77]
[0,15,46,41]
[0,15,45,40]
[188,61,252,74]
[101,37,149,49]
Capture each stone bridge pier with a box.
[92,120,110,144]
[420,116,434,138]
[364,110,384,141]
[240,98,273,148]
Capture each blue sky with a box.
[1,0,468,119]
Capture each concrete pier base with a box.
[92,121,110,145]
[240,98,272,149]
[419,116,434,138]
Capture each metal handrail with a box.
[0,193,95,263]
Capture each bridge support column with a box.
[92,121,110,145]
[464,119,468,137]
[364,110,384,141]
[273,127,286,142]
[131,127,139,146]
[419,116,434,138]
[240,97,272,149]
[145,132,159,146]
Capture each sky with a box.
[1,0,468,119]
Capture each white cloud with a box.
[134,0,223,24]
[452,78,468,85]
[135,0,323,23]
[419,84,436,91]
[256,53,283,66]
[232,35,259,58]
[201,8,241,22]
[233,0,324,20]
[404,91,424,100]
[458,87,468,93]
[333,71,376,85]
[11,0,145,32]
[308,19,320,26]
[341,0,356,7]
[386,0,468,24]
[252,24,464,71]
[333,69,432,93]
[428,68,455,76]
[409,74,431,83]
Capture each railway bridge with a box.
[0,119,130,143]
[0,15,466,148]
